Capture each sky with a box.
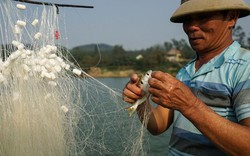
[22,0,250,50]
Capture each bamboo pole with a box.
[12,0,94,9]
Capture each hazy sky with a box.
[30,0,250,50]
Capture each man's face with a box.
[182,11,232,53]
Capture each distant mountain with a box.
[71,43,113,52]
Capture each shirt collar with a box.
[184,41,241,77]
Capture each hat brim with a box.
[170,0,250,23]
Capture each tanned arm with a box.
[149,71,250,156]
[182,100,250,155]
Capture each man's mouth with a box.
[189,36,202,40]
[189,37,203,42]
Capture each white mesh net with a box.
[0,1,159,156]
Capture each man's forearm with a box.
[182,99,250,155]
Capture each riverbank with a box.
[86,67,178,77]
[87,67,137,77]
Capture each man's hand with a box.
[123,73,143,104]
[148,71,198,113]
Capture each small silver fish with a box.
[125,70,152,117]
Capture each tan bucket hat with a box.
[171,0,250,23]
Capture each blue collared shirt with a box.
[169,41,250,156]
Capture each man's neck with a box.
[195,40,233,71]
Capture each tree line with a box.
[0,26,249,75]
[69,26,250,74]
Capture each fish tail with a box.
[125,96,148,117]
[125,105,137,117]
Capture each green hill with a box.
[71,43,113,52]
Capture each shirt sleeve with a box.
[233,60,250,121]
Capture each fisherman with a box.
[123,0,250,155]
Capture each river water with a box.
[94,77,172,156]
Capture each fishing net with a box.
[0,1,165,156]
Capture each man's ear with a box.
[227,10,240,29]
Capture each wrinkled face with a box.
[182,11,234,53]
